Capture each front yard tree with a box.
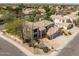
[5,19,25,41]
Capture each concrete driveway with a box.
[58,33,79,56]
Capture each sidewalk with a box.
[0,31,34,56]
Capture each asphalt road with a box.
[0,37,26,56]
[58,33,79,56]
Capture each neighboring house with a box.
[0,4,17,9]
[22,8,33,15]
[23,20,54,40]
[23,8,45,15]
[50,15,63,24]
[38,8,46,15]
[58,23,73,30]
[22,8,45,21]
[50,15,64,28]
[50,14,76,30]
[64,14,79,24]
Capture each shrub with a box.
[42,47,50,53]
[35,39,40,44]
[64,33,68,36]
[28,40,36,47]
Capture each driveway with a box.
[0,37,26,56]
[58,33,79,56]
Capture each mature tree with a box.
[5,19,25,40]
[0,7,16,23]
[42,5,52,20]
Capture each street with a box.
[0,37,26,56]
[58,33,79,56]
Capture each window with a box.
[33,34,38,39]
[33,29,38,32]
[34,34,37,37]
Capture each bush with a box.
[37,42,45,49]
[43,47,50,53]
[28,40,36,47]
[29,43,34,47]
[35,39,40,44]
[64,33,68,36]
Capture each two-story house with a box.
[23,20,54,41]
[50,14,78,30]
